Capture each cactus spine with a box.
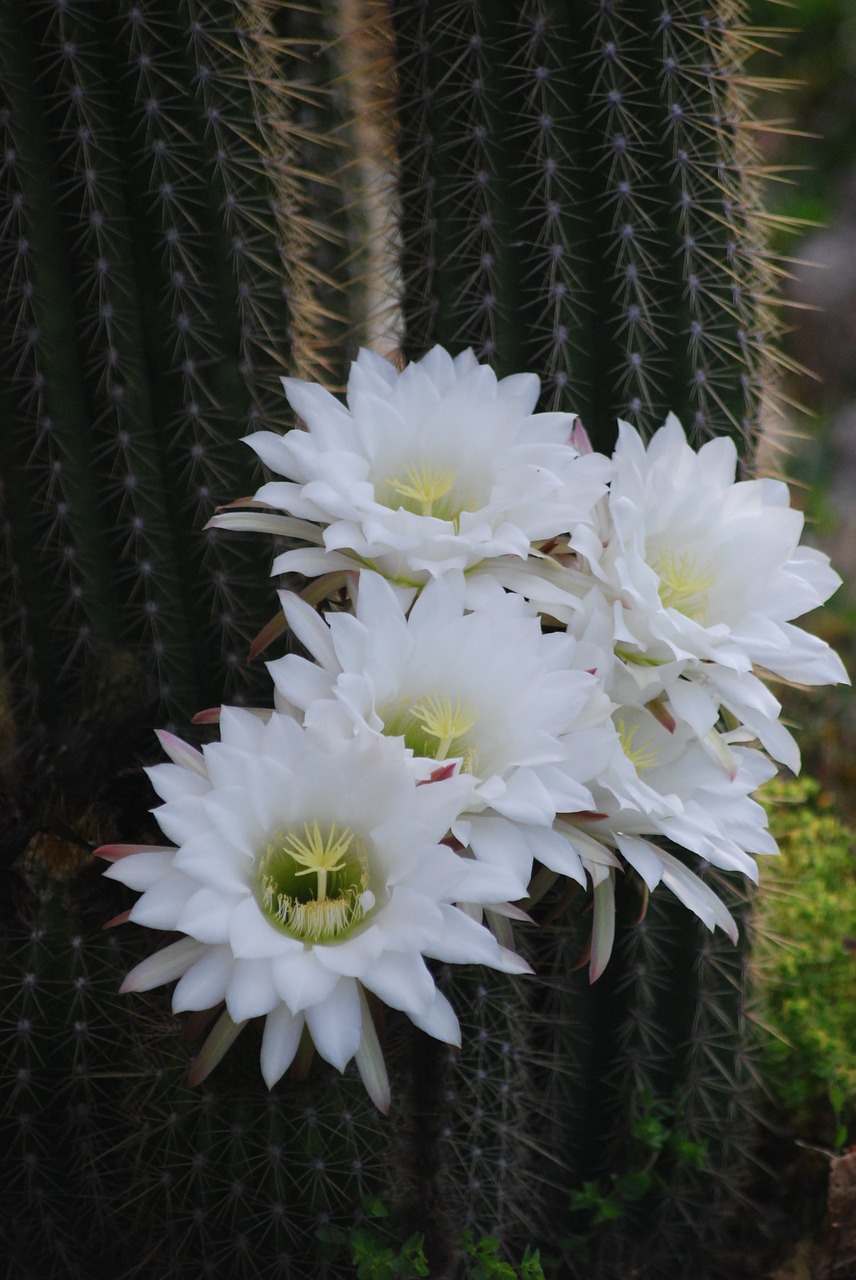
[0,0,349,729]
[392,0,779,454]
[1,2,783,1277]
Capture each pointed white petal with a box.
[354,987,390,1113]
[590,874,616,981]
[304,977,362,1071]
[172,945,233,1012]
[225,958,279,1021]
[120,937,207,993]
[407,988,461,1046]
[103,850,175,891]
[260,1004,305,1088]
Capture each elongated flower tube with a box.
[97,710,529,1110]
[269,572,616,896]
[210,345,610,590]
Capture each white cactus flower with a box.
[582,414,848,687]
[212,345,609,589]
[98,710,528,1110]
[269,572,615,896]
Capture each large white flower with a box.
[580,415,848,687]
[590,701,778,878]
[97,710,528,1110]
[211,345,610,588]
[269,572,615,896]
[555,696,779,976]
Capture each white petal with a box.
[359,950,437,1017]
[173,833,253,895]
[176,886,238,944]
[103,850,175,891]
[614,834,664,892]
[590,875,616,981]
[129,873,197,930]
[281,378,353,440]
[524,823,588,886]
[657,850,738,941]
[145,761,209,802]
[463,814,536,888]
[304,977,362,1071]
[155,730,208,777]
[314,927,386,976]
[261,1004,305,1088]
[172,945,233,1012]
[268,654,335,712]
[272,547,356,577]
[667,679,719,738]
[407,988,461,1046]
[354,987,390,1113]
[278,590,340,672]
[229,895,303,959]
[226,958,280,1021]
[272,951,340,1012]
[201,791,264,857]
[218,705,268,752]
[428,905,531,973]
[120,937,207,993]
[150,793,209,844]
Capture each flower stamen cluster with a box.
[382,460,461,520]
[652,549,716,619]
[408,693,477,761]
[616,719,659,772]
[258,822,373,942]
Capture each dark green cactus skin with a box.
[0,0,345,730]
[1,2,779,1277]
[392,0,777,456]
[386,3,773,1267]
[544,870,761,1278]
[389,872,762,1279]
[0,863,388,1280]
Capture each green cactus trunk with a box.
[392,0,777,456]
[386,3,772,1270]
[1,1,780,1277]
[0,0,348,729]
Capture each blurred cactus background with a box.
[0,2,853,1278]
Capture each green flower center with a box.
[381,692,479,770]
[378,459,475,524]
[652,549,716,621]
[257,822,374,942]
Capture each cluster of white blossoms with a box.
[99,345,848,1109]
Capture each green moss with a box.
[759,776,856,1139]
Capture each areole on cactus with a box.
[0,4,844,1280]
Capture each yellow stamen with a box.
[409,693,477,761]
[258,823,371,942]
[280,821,353,903]
[653,550,716,621]
[385,460,455,518]
[616,718,659,771]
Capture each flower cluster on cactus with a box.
[99,345,848,1107]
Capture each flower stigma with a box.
[652,549,716,621]
[380,459,473,524]
[380,692,479,770]
[257,821,374,942]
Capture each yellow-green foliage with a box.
[758,776,856,1134]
